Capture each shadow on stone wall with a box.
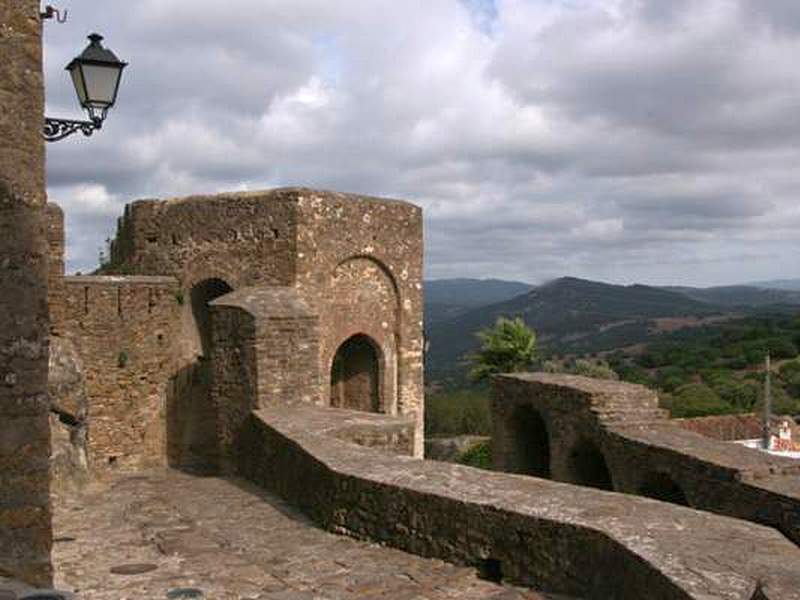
[167,278,233,474]
[167,361,217,474]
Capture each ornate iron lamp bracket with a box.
[43,117,101,142]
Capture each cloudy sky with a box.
[44,0,800,286]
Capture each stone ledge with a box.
[242,406,800,599]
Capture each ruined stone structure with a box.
[40,190,800,598]
[5,2,800,595]
[0,1,53,586]
[45,188,425,474]
[239,404,800,599]
[492,374,800,544]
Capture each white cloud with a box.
[43,0,800,286]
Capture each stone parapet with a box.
[492,373,800,545]
[240,406,800,599]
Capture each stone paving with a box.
[52,470,552,600]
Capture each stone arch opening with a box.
[568,439,614,491]
[330,334,382,413]
[639,471,690,506]
[509,405,550,477]
[190,278,233,357]
[168,277,233,473]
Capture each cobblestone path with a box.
[53,471,550,600]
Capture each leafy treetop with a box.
[469,317,537,382]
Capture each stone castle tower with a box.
[47,188,425,475]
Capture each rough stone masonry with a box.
[0,0,53,587]
[45,188,425,474]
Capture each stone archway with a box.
[190,278,234,357]
[330,334,382,413]
[509,405,551,477]
[567,439,614,491]
[168,277,233,472]
[639,471,690,506]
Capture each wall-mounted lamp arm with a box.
[43,117,102,142]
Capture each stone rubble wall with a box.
[45,203,65,334]
[0,0,53,586]
[47,337,89,495]
[57,276,181,471]
[492,374,800,545]
[100,188,426,456]
[208,303,259,473]
[239,406,800,600]
[293,191,425,456]
[106,190,299,289]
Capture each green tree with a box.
[468,317,537,382]
[669,383,733,418]
[779,360,800,398]
[571,359,619,380]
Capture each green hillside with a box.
[426,277,725,384]
[609,313,800,417]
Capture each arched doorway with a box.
[568,439,614,491]
[509,405,550,477]
[167,277,233,473]
[191,278,233,357]
[639,471,690,506]
[330,334,381,412]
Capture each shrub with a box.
[458,439,492,470]
[669,383,733,418]
[425,388,491,436]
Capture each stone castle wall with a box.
[210,287,321,472]
[0,1,53,586]
[103,188,426,457]
[107,190,299,289]
[492,374,800,545]
[238,404,800,600]
[293,192,425,455]
[45,187,425,473]
[45,203,66,333]
[56,276,181,471]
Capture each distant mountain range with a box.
[424,276,800,384]
[424,278,533,326]
[746,279,800,291]
[662,285,800,307]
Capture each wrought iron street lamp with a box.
[43,33,127,142]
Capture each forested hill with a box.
[424,278,533,325]
[663,285,800,307]
[425,277,725,382]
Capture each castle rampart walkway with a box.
[238,406,800,600]
[492,374,800,544]
[51,471,546,599]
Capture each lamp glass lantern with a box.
[66,33,127,124]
